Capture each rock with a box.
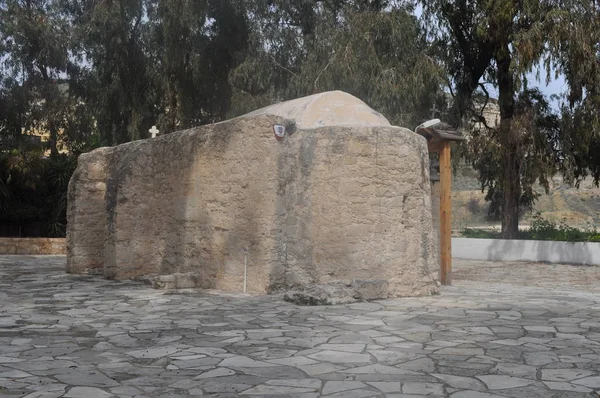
[352,279,390,300]
[283,279,392,305]
[138,273,204,289]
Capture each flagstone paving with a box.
[1,255,600,398]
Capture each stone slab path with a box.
[1,255,600,398]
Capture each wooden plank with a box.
[439,141,452,285]
[427,141,443,152]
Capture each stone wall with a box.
[67,92,438,298]
[67,148,111,274]
[0,238,66,255]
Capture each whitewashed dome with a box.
[242,91,391,129]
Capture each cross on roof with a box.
[149,125,159,138]
[429,104,441,119]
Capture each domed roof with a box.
[243,91,391,129]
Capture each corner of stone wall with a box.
[66,147,112,274]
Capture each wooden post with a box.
[439,141,452,285]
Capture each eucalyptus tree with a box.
[148,0,249,132]
[421,0,600,237]
[0,0,78,156]
[230,0,445,129]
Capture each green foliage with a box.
[230,0,445,129]
[2,0,597,240]
[467,89,562,219]
[461,213,600,242]
[528,213,597,243]
[0,147,76,237]
[421,0,600,238]
[460,228,499,239]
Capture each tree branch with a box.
[270,56,297,77]
[475,82,493,130]
[313,52,336,91]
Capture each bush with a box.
[466,198,482,214]
[0,150,77,237]
[529,213,596,242]
[461,228,500,239]
[461,213,599,242]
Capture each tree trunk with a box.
[49,128,58,159]
[496,44,520,239]
[501,139,520,238]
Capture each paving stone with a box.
[543,381,592,393]
[368,349,422,364]
[572,376,600,388]
[322,381,368,394]
[54,370,119,388]
[397,357,435,372]
[126,346,181,359]
[2,256,600,398]
[298,363,347,375]
[109,386,143,395]
[540,368,595,381]
[432,373,486,390]
[450,391,506,398]
[0,356,24,363]
[201,381,252,393]
[491,363,538,378]
[343,364,418,375]
[267,356,319,367]
[367,381,402,392]
[402,382,444,395]
[218,355,278,368]
[0,370,32,378]
[476,375,535,389]
[316,344,366,353]
[436,347,485,356]
[241,384,317,394]
[307,350,371,364]
[490,339,524,346]
[237,364,307,379]
[265,378,322,388]
[64,386,115,397]
[323,390,379,398]
[195,367,236,379]
[524,351,558,365]
[21,392,64,398]
[524,326,556,333]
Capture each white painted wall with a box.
[452,238,600,265]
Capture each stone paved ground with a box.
[1,256,600,398]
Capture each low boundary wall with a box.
[0,238,66,255]
[453,237,600,265]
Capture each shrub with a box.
[461,213,599,242]
[460,228,500,239]
[466,198,482,214]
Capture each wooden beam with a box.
[427,141,443,153]
[439,141,452,285]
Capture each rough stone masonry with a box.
[67,91,438,301]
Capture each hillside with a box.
[451,166,600,230]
